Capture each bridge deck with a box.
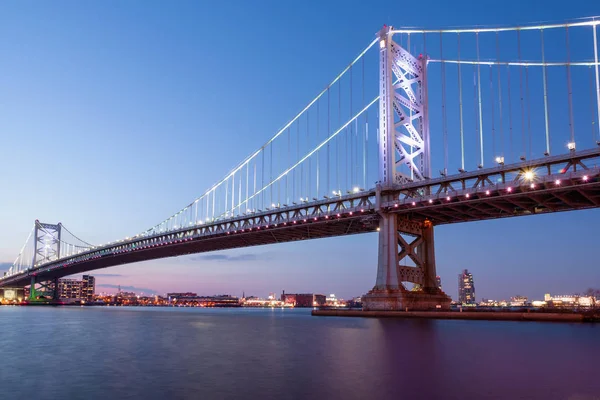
[2,148,599,288]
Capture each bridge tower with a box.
[363,26,451,311]
[29,221,62,300]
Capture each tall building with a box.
[458,269,476,305]
[81,275,95,301]
[436,276,442,290]
[58,279,82,299]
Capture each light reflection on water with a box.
[0,306,598,400]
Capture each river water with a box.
[0,306,598,399]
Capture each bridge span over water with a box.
[4,19,600,309]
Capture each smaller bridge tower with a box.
[29,221,62,300]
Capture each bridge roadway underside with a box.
[2,213,379,288]
[387,179,600,225]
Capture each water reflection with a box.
[0,307,598,399]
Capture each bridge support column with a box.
[362,215,451,311]
[29,276,37,301]
[52,277,59,301]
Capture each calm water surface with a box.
[0,306,598,400]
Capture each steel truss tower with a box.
[363,26,450,311]
[29,221,62,301]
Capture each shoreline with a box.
[312,309,600,322]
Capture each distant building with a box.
[58,279,82,299]
[436,276,442,290]
[167,292,198,299]
[0,288,24,302]
[479,298,498,307]
[281,291,326,307]
[544,293,595,307]
[510,296,528,307]
[81,275,95,301]
[458,269,476,305]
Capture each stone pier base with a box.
[362,288,451,311]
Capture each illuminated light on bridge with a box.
[3,17,600,310]
[524,171,535,181]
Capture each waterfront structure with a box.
[58,279,82,299]
[458,270,476,305]
[325,294,346,307]
[243,296,285,307]
[281,292,326,307]
[81,275,95,301]
[1,19,600,312]
[0,288,25,303]
[167,292,197,299]
[510,296,528,307]
[544,293,595,307]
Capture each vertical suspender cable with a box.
[327,88,330,193]
[350,64,353,188]
[592,22,600,141]
[440,32,448,175]
[225,178,228,217]
[525,66,532,158]
[362,55,367,189]
[473,68,478,167]
[270,142,273,205]
[231,172,235,215]
[355,118,358,188]
[297,120,300,200]
[517,29,526,159]
[507,64,514,163]
[316,98,320,198]
[590,67,596,144]
[457,33,465,171]
[245,164,249,213]
[287,127,290,204]
[277,142,280,206]
[476,32,484,168]
[540,29,551,156]
[261,149,265,208]
[566,26,575,145]
[252,163,256,212]
[338,77,341,191]
[307,110,310,200]
[496,32,504,158]
[238,169,242,214]
[489,65,496,161]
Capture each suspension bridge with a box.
[2,18,600,309]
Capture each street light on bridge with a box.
[524,170,535,181]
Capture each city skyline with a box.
[2,1,600,301]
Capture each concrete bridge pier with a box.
[362,214,451,311]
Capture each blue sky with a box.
[1,0,599,301]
